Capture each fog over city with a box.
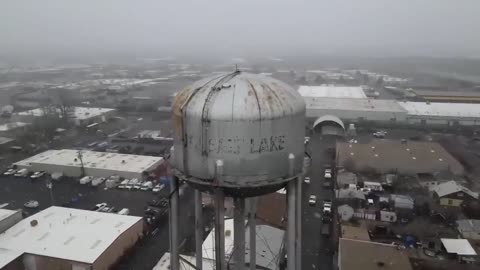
[1,0,480,62]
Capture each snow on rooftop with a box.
[441,239,477,255]
[399,102,480,118]
[0,206,142,264]
[305,97,406,113]
[0,122,29,132]
[14,149,163,174]
[18,107,115,120]
[0,248,23,269]
[298,85,367,99]
[203,219,284,269]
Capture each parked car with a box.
[118,179,129,189]
[3,168,16,176]
[24,200,39,209]
[308,195,317,206]
[79,176,94,184]
[323,181,332,189]
[94,202,108,211]
[304,176,310,184]
[134,179,144,190]
[373,131,387,138]
[14,168,29,177]
[152,184,165,193]
[140,181,153,191]
[324,169,332,179]
[323,200,332,215]
[91,177,106,187]
[30,171,46,179]
[126,178,138,190]
[321,223,331,236]
[118,208,130,215]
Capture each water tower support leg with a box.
[214,189,226,270]
[170,176,180,270]
[233,198,246,270]
[248,198,257,270]
[296,175,302,270]
[287,153,297,270]
[195,190,203,270]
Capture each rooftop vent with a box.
[30,219,38,227]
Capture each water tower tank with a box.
[171,71,306,197]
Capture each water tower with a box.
[169,71,305,270]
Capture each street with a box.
[301,133,336,270]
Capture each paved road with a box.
[302,133,336,270]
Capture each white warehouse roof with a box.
[306,98,406,113]
[399,102,480,118]
[203,219,284,270]
[0,206,142,264]
[440,239,477,255]
[298,85,367,99]
[14,149,163,178]
[0,122,29,132]
[18,107,115,120]
[0,248,23,269]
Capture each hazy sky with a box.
[1,0,480,59]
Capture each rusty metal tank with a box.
[171,71,305,197]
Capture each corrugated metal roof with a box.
[441,239,477,255]
[430,180,478,199]
[399,101,480,118]
[298,85,367,99]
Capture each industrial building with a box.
[14,149,164,179]
[154,219,285,270]
[407,89,480,103]
[0,206,143,270]
[0,209,22,234]
[298,85,367,99]
[336,140,464,175]
[0,122,29,137]
[399,101,480,126]
[17,107,116,126]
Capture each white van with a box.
[117,208,130,215]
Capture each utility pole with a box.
[77,150,85,177]
[46,176,54,206]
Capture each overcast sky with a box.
[1,0,480,60]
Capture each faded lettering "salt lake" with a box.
[207,135,286,154]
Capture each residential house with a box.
[363,181,383,192]
[440,238,477,264]
[336,171,357,188]
[456,219,480,240]
[335,189,366,208]
[391,194,414,210]
[431,180,479,207]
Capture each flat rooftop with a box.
[0,248,23,269]
[337,140,464,175]
[14,149,163,174]
[0,209,18,221]
[298,85,367,99]
[0,122,29,132]
[0,136,14,145]
[339,238,413,270]
[413,89,480,98]
[0,206,142,264]
[341,225,370,241]
[399,101,480,118]
[305,97,406,113]
[18,107,115,120]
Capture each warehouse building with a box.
[399,101,480,126]
[0,209,22,234]
[0,206,143,270]
[298,85,367,99]
[0,122,30,137]
[407,89,480,103]
[14,149,164,179]
[18,107,116,127]
[336,140,464,175]
[306,98,408,134]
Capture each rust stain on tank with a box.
[172,87,191,137]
